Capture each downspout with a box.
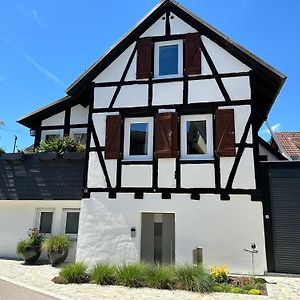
[265,120,291,160]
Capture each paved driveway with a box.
[0,279,57,300]
[0,259,300,299]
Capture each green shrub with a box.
[146,265,176,290]
[248,289,261,295]
[59,262,89,284]
[0,147,5,155]
[253,277,266,284]
[175,265,213,293]
[16,228,44,256]
[91,263,117,285]
[42,235,71,252]
[117,263,148,288]
[38,136,78,154]
[212,284,223,292]
[243,284,257,291]
[231,287,245,294]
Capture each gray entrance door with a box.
[140,213,175,264]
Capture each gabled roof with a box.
[258,136,286,160]
[65,0,286,126]
[272,132,300,159]
[18,0,286,128]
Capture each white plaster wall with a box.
[122,165,152,188]
[94,43,136,83]
[153,82,183,106]
[0,200,80,262]
[158,159,176,188]
[181,164,215,188]
[259,143,279,161]
[170,14,197,35]
[141,14,166,37]
[220,148,256,189]
[76,192,267,275]
[202,36,251,74]
[105,159,117,188]
[88,152,107,188]
[222,76,251,101]
[125,52,137,81]
[70,105,88,124]
[42,111,65,126]
[113,85,148,108]
[94,87,117,109]
[188,79,225,103]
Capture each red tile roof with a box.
[274,132,300,158]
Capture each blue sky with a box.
[0,0,299,152]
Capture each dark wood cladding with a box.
[105,115,122,159]
[155,112,178,158]
[0,153,84,200]
[185,33,201,75]
[215,109,236,157]
[136,38,153,79]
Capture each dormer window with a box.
[154,40,183,78]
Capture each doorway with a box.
[140,213,175,264]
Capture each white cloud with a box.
[0,36,65,88]
[262,123,281,134]
[19,7,43,28]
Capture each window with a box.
[36,209,54,234]
[124,117,153,160]
[63,209,80,236]
[45,134,61,141]
[181,115,213,160]
[154,40,183,78]
[73,133,87,145]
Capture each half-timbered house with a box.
[12,0,286,274]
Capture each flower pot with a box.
[48,249,68,267]
[22,246,41,264]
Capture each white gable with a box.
[141,14,166,38]
[202,36,251,73]
[170,13,197,35]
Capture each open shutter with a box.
[185,33,201,75]
[136,38,152,79]
[215,109,236,157]
[105,115,122,159]
[155,112,178,158]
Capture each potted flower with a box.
[42,235,71,267]
[16,228,44,264]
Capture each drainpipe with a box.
[265,120,291,160]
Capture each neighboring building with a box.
[1,0,290,274]
[270,132,300,160]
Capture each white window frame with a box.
[123,117,154,161]
[35,208,55,236]
[70,128,87,144]
[41,129,63,142]
[62,209,80,239]
[181,114,213,160]
[154,40,183,79]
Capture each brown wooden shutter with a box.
[105,115,122,159]
[215,109,236,157]
[136,38,152,79]
[185,33,201,75]
[155,112,178,158]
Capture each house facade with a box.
[12,0,287,274]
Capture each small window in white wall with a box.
[181,114,213,160]
[124,117,153,161]
[63,209,80,236]
[154,40,183,78]
[73,133,87,145]
[37,209,54,234]
[45,134,61,141]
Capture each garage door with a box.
[270,176,300,273]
